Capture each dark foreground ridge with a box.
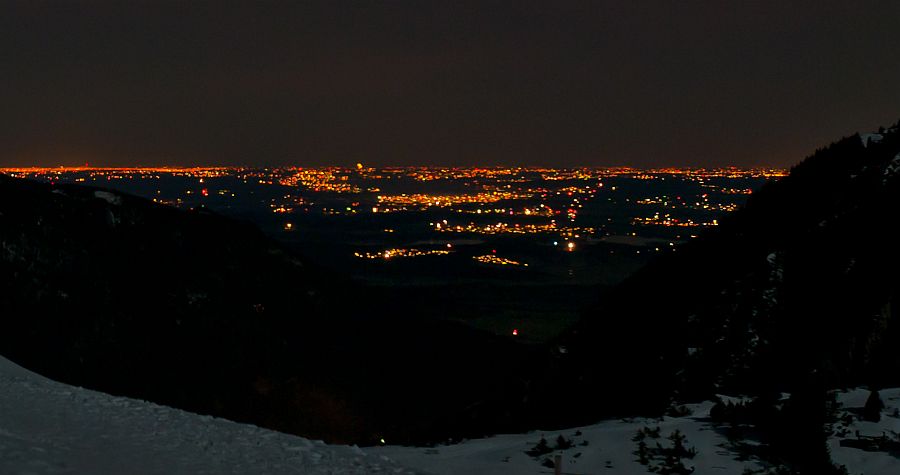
[518,121,900,473]
[0,174,532,445]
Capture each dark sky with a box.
[2,1,899,168]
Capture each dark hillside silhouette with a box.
[0,175,532,444]
[513,120,900,472]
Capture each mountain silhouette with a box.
[0,174,530,445]
[524,121,900,429]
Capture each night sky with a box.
[2,1,899,168]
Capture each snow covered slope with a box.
[0,355,419,475]
[374,394,900,475]
[370,401,764,475]
[830,388,900,475]
[5,351,898,474]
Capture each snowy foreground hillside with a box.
[0,355,419,475]
[371,390,900,475]
[371,401,765,475]
[3,354,898,475]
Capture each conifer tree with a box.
[862,389,885,422]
